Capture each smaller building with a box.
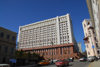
[18,43,79,60]
[0,27,17,64]
[82,19,99,57]
[77,42,82,53]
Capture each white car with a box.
[79,57,87,62]
[0,64,10,67]
[50,59,57,64]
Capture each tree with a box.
[15,50,44,66]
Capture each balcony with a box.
[83,37,88,41]
[83,37,89,43]
[88,25,94,29]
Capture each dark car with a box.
[88,56,98,62]
[87,56,94,62]
[55,59,69,67]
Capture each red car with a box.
[55,59,69,67]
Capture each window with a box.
[68,36,69,38]
[97,51,100,54]
[11,48,14,54]
[87,45,88,48]
[0,32,4,38]
[68,47,70,54]
[12,36,16,41]
[96,43,98,48]
[6,34,10,39]
[89,31,91,36]
[0,46,1,53]
[84,24,86,27]
[60,48,62,55]
[88,22,90,25]
[5,46,8,53]
[88,52,90,55]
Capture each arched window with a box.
[84,24,86,27]
[88,22,90,25]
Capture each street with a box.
[40,60,90,67]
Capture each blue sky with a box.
[0,0,90,52]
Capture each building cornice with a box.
[18,43,73,51]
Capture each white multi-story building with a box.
[17,14,76,49]
[82,19,99,57]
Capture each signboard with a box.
[9,59,16,63]
[92,45,95,48]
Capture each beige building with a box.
[17,14,80,59]
[18,14,77,49]
[0,27,17,63]
[86,0,100,51]
[82,19,99,57]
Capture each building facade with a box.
[0,27,17,63]
[20,43,78,60]
[86,0,100,50]
[18,14,78,59]
[77,42,82,53]
[82,19,99,57]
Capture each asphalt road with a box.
[40,60,90,67]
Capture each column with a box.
[56,16,60,44]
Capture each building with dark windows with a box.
[18,14,79,60]
[0,27,17,64]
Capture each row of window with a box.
[33,47,71,55]
[0,32,16,41]
[19,41,57,47]
[0,45,14,55]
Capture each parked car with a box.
[79,57,87,62]
[55,59,69,67]
[67,58,74,62]
[38,60,50,66]
[97,56,100,59]
[94,56,98,61]
[87,56,94,62]
[50,59,57,64]
[88,56,98,62]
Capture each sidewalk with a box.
[16,64,37,67]
[90,60,100,67]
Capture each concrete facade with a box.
[82,19,99,57]
[0,27,17,63]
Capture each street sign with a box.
[92,45,95,48]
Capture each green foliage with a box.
[15,50,43,61]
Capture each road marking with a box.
[89,63,92,67]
